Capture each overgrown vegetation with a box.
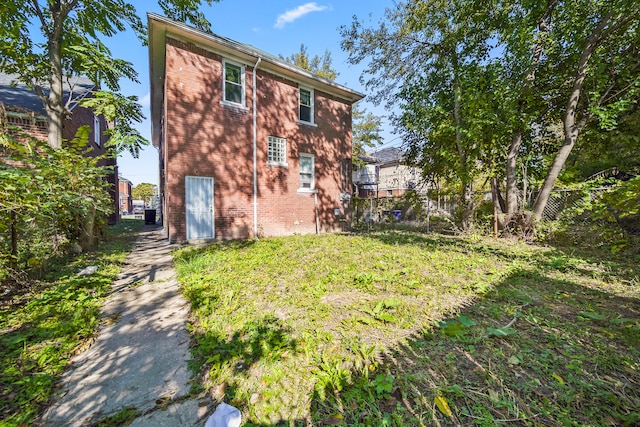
[175,230,639,426]
[0,131,115,295]
[0,220,144,426]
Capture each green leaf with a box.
[440,322,465,337]
[578,311,606,320]
[486,327,516,337]
[457,315,476,327]
[551,373,565,385]
[373,301,384,314]
[377,313,397,324]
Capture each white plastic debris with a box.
[204,402,241,427]
[77,266,98,276]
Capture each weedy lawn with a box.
[175,230,639,426]
[0,219,145,426]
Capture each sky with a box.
[110,0,398,187]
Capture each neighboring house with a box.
[353,147,425,198]
[0,72,119,224]
[148,14,364,242]
[119,175,133,214]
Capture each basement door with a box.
[185,176,215,240]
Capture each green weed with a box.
[175,230,640,426]
[0,219,144,426]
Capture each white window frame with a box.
[222,59,246,107]
[299,153,315,191]
[298,87,315,125]
[93,115,101,146]
[267,136,288,167]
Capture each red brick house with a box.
[119,175,133,215]
[148,14,364,241]
[0,72,119,224]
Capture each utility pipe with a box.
[252,57,261,238]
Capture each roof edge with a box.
[147,13,365,102]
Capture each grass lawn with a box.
[174,230,640,426]
[0,219,145,426]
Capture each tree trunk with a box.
[452,55,474,230]
[46,36,64,149]
[532,13,615,220]
[460,183,475,231]
[79,201,98,251]
[505,129,522,214]
[491,177,500,238]
[505,6,553,214]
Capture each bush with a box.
[540,177,640,253]
[0,127,113,293]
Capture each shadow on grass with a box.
[190,315,301,417]
[364,228,640,292]
[0,219,145,425]
[309,269,640,426]
[181,230,639,426]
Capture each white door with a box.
[185,176,215,240]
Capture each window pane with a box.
[299,105,311,122]
[299,88,312,122]
[300,156,313,173]
[300,154,314,189]
[225,64,241,84]
[225,82,242,103]
[300,89,311,106]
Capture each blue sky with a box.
[112,0,396,186]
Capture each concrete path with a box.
[41,225,211,426]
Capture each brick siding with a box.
[162,37,353,241]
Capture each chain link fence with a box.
[540,187,640,236]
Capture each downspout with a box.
[252,57,262,239]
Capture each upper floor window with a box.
[94,115,101,146]
[299,88,313,123]
[268,136,287,166]
[223,60,245,106]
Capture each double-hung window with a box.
[299,153,315,190]
[268,136,287,166]
[299,88,313,123]
[223,60,244,106]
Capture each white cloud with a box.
[140,92,150,109]
[274,3,328,29]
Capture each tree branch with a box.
[30,0,50,38]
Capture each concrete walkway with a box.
[41,225,211,426]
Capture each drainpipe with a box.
[252,57,262,239]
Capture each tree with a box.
[352,105,383,166]
[132,183,158,206]
[0,0,218,152]
[280,44,339,81]
[341,0,640,230]
[340,0,496,230]
[0,0,215,254]
[528,0,640,220]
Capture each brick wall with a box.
[163,37,353,241]
[5,113,48,141]
[119,180,133,213]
